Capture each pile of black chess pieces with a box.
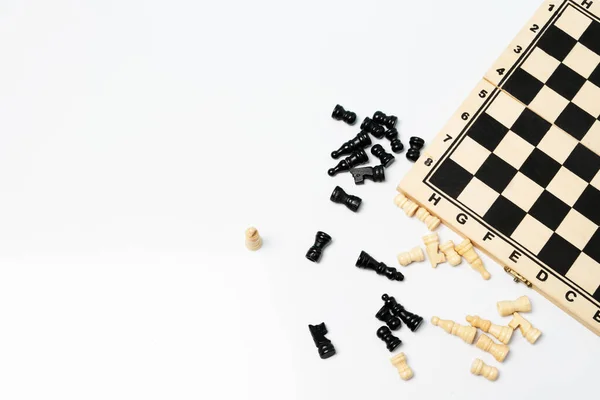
[310,294,424,359]
[329,104,426,186]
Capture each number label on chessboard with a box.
[400,0,600,335]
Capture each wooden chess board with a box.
[398,0,600,336]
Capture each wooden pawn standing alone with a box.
[245,227,262,251]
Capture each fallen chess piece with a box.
[391,353,413,381]
[350,165,385,185]
[361,117,385,138]
[471,358,498,382]
[381,294,423,332]
[508,312,541,344]
[330,186,362,212]
[308,323,336,359]
[305,231,332,263]
[330,132,371,159]
[440,240,461,266]
[331,104,357,125]
[377,326,402,352]
[245,227,262,251]
[355,251,404,281]
[466,315,513,344]
[422,233,445,268]
[394,193,418,217]
[431,316,477,344]
[455,239,490,280]
[475,333,509,362]
[416,207,441,231]
[371,144,395,167]
[384,127,404,153]
[497,295,531,317]
[376,304,402,330]
[397,246,424,266]
[406,137,424,162]
[328,149,369,176]
[373,110,398,129]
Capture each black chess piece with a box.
[376,304,402,330]
[360,117,385,139]
[330,186,362,212]
[331,132,372,159]
[349,165,385,185]
[306,231,332,263]
[355,251,404,281]
[371,144,395,167]
[406,137,425,162]
[381,294,424,332]
[309,323,336,359]
[376,326,402,352]
[373,111,398,129]
[384,128,404,154]
[328,149,369,176]
[331,104,357,125]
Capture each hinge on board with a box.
[504,266,532,288]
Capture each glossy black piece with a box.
[377,326,402,352]
[306,231,332,263]
[330,186,362,212]
[331,132,372,159]
[355,251,404,281]
[360,117,385,139]
[407,137,425,162]
[332,104,357,125]
[376,304,402,330]
[309,323,336,359]
[349,165,385,185]
[382,294,424,332]
[384,128,404,154]
[373,111,398,129]
[328,149,369,176]
[371,144,395,167]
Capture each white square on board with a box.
[573,81,600,118]
[511,214,554,254]
[581,121,600,157]
[521,47,562,83]
[555,6,593,40]
[563,43,600,78]
[556,209,598,250]
[457,177,499,216]
[449,136,491,175]
[494,131,535,169]
[502,172,544,212]
[486,91,526,128]
[529,86,570,123]
[566,253,600,295]
[537,125,579,163]
[546,167,588,206]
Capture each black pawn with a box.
[407,137,425,162]
[373,111,398,129]
[309,323,336,359]
[306,231,332,263]
[349,165,385,185]
[330,186,362,212]
[382,294,424,332]
[331,132,372,159]
[355,251,404,281]
[376,304,402,330]
[371,144,395,167]
[384,128,404,154]
[332,104,357,125]
[328,149,369,176]
[360,117,385,139]
[377,326,402,352]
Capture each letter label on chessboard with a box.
[536,270,548,282]
[509,250,521,263]
[566,291,577,302]
[457,213,468,225]
[582,0,593,9]
[594,311,600,323]
[483,232,495,241]
[429,193,441,206]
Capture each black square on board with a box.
[503,68,545,105]
[511,108,552,146]
[583,228,600,265]
[574,185,600,225]
[475,154,518,193]
[564,144,600,182]
[590,64,600,88]
[529,190,570,230]
[555,103,597,140]
[546,64,586,100]
[537,25,578,61]
[520,148,561,188]
[483,196,527,236]
[466,113,509,151]
[429,159,473,200]
[538,233,581,276]
[579,20,600,55]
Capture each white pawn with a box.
[394,194,418,217]
[440,240,461,266]
[471,358,499,381]
[416,207,441,231]
[476,333,509,362]
[397,247,425,266]
[245,227,262,251]
[508,313,541,344]
[497,296,531,317]
[422,233,445,268]
[390,353,414,381]
[466,315,513,344]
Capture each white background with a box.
[0,0,597,399]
